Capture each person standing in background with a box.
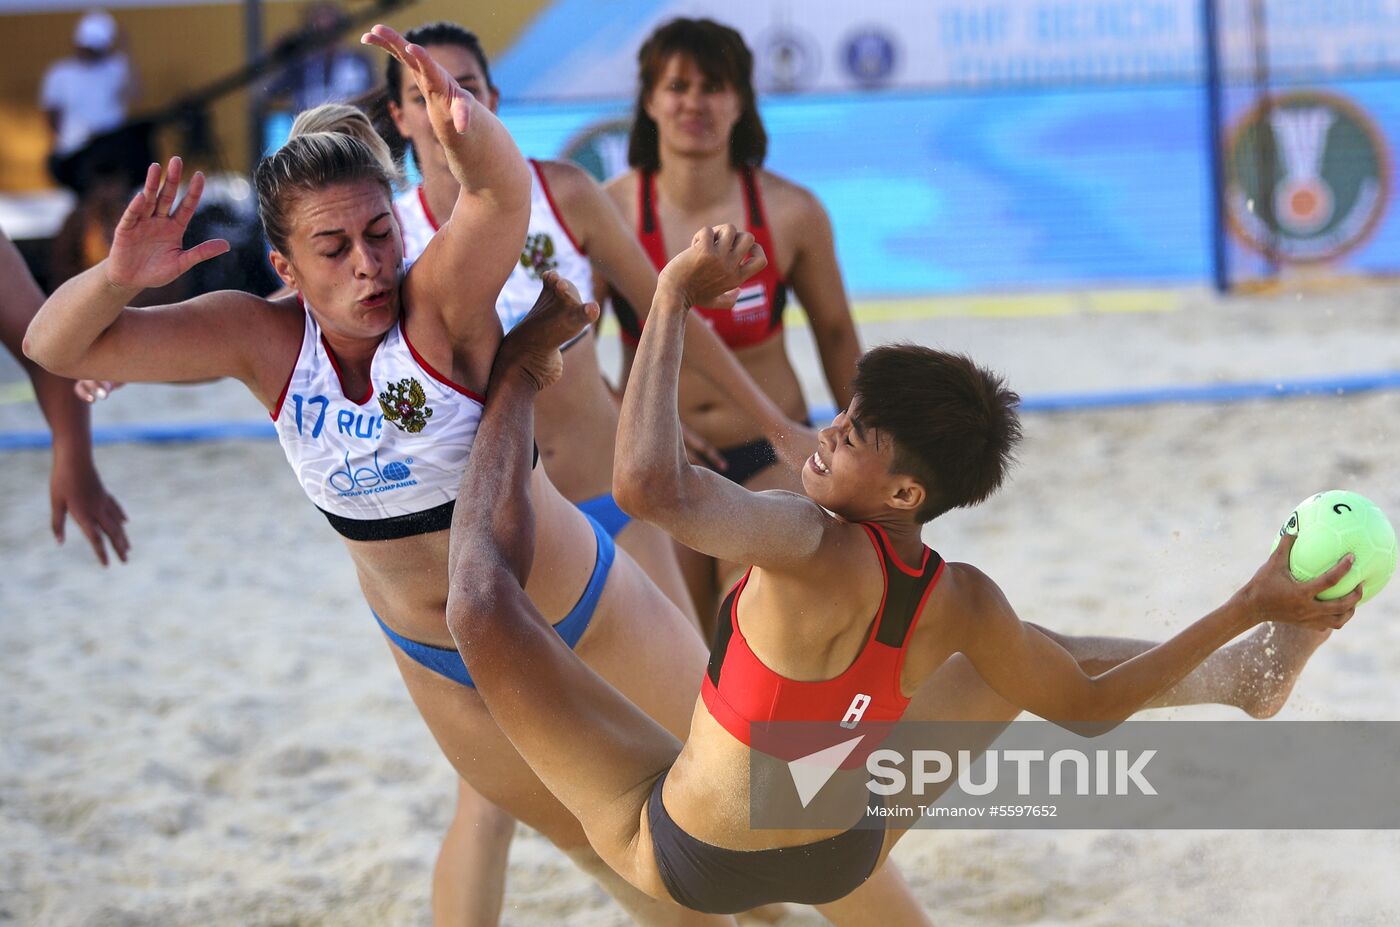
[605,18,861,627]
[41,9,142,192]
[264,2,375,114]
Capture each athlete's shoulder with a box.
[180,290,304,401]
[185,287,289,317]
[534,158,593,190]
[239,290,310,344]
[534,160,605,214]
[753,169,819,209]
[935,560,1016,632]
[775,499,883,577]
[259,289,305,314]
[756,513,887,621]
[936,559,991,594]
[601,168,640,210]
[894,557,1005,686]
[753,169,828,234]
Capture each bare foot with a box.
[495,271,599,390]
[739,903,791,924]
[1227,622,1332,719]
[513,270,596,349]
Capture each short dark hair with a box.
[852,345,1022,522]
[627,17,767,172]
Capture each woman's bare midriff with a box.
[660,561,897,849]
[678,335,809,449]
[663,705,870,850]
[343,468,598,649]
[345,529,454,645]
[534,329,620,503]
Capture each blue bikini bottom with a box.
[373,512,615,688]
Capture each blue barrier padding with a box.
[0,420,277,451]
[1021,370,1400,412]
[3,371,1398,452]
[803,369,1400,427]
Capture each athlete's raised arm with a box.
[448,272,598,587]
[23,158,287,406]
[1,231,129,565]
[615,224,831,573]
[364,25,529,353]
[943,535,1361,732]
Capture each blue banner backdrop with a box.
[496,78,1399,297]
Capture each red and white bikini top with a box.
[701,523,945,767]
[614,167,788,349]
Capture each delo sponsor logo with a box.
[328,451,417,497]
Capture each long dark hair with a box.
[627,17,767,172]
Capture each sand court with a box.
[3,284,1399,925]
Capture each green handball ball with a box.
[1271,490,1398,603]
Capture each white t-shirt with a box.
[40,54,133,155]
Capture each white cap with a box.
[74,10,117,50]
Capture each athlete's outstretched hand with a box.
[107,157,229,290]
[50,452,129,566]
[75,379,122,402]
[494,271,600,393]
[1236,532,1363,632]
[658,224,768,311]
[363,24,472,141]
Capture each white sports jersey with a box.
[271,302,483,535]
[394,185,438,264]
[393,159,594,334]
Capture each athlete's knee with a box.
[450,780,517,841]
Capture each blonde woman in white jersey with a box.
[383,22,690,623]
[383,22,813,622]
[24,26,739,927]
[378,24,820,924]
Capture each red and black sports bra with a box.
[701,524,945,767]
[614,168,788,349]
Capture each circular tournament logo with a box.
[1226,90,1390,264]
[842,27,898,89]
[755,26,820,93]
[561,116,634,183]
